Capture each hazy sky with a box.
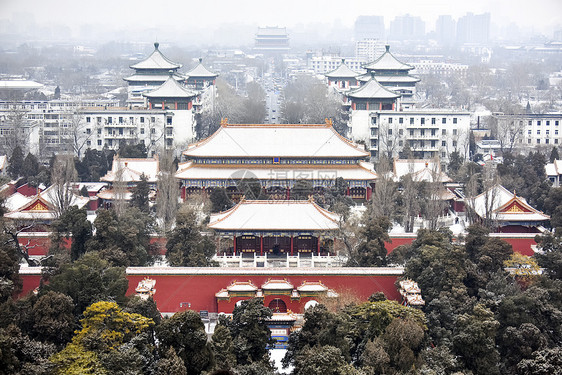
[2,0,561,34]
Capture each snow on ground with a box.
[270,349,292,374]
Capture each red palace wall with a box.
[127,269,402,314]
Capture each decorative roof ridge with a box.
[326,121,370,156]
[362,45,414,71]
[494,194,542,215]
[347,76,400,98]
[17,193,55,213]
[472,183,511,201]
[309,199,340,224]
[208,202,243,227]
[356,161,378,177]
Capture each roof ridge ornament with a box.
[220,118,228,127]
[154,42,159,49]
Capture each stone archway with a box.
[268,298,287,313]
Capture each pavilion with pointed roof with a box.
[176,119,377,201]
[124,42,185,106]
[360,45,419,106]
[466,184,549,233]
[208,197,340,257]
[184,58,218,90]
[346,73,400,111]
[143,74,198,110]
[324,59,362,91]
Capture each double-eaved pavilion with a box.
[209,198,342,267]
[176,119,378,201]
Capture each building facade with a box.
[493,113,562,152]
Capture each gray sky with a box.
[2,0,561,35]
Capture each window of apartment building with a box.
[118,128,123,135]
[528,120,532,126]
[370,128,377,137]
[167,139,173,147]
[431,140,436,147]
[556,121,560,126]
[86,117,90,123]
[86,128,91,135]
[97,140,102,146]
[87,140,91,146]
[140,128,145,134]
[453,141,457,147]
[537,139,541,144]
[537,130,541,135]
[442,118,446,124]
[420,140,425,147]
[167,117,172,125]
[388,129,392,135]
[371,140,377,147]
[556,130,559,135]
[546,139,550,144]
[399,140,403,147]
[399,117,404,124]
[442,129,446,136]
[431,129,436,136]
[421,118,425,125]
[97,117,102,123]
[547,121,550,126]
[452,129,457,135]
[151,128,156,134]
[442,141,446,146]
[528,129,532,135]
[442,152,446,158]
[547,130,550,135]
[431,118,436,125]
[388,140,393,147]
[453,118,457,124]
[556,139,559,144]
[140,117,144,123]
[399,129,403,136]
[528,139,532,144]
[130,117,134,123]
[108,117,112,124]
[151,117,155,122]
[97,129,102,135]
[410,118,414,125]
[410,129,414,136]
[537,121,541,126]
[388,118,393,124]
[166,128,173,136]
[130,129,134,135]
[119,117,123,123]
[421,129,425,136]
[108,140,113,146]
[371,117,377,124]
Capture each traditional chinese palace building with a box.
[175,120,377,201]
[209,198,341,266]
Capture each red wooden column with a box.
[233,236,236,256]
[366,186,372,200]
[290,235,294,256]
[260,235,263,256]
[286,187,290,200]
[317,235,321,256]
[346,187,350,196]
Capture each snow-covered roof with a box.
[127,266,405,276]
[546,159,562,176]
[130,42,182,70]
[324,60,361,78]
[268,313,297,322]
[0,79,44,90]
[208,199,340,232]
[226,281,258,292]
[297,281,328,292]
[261,279,294,290]
[182,121,369,159]
[72,182,108,193]
[346,77,400,100]
[143,75,198,98]
[185,59,218,79]
[468,184,549,223]
[4,185,89,221]
[362,45,414,71]
[101,157,159,183]
[0,155,7,171]
[4,192,32,212]
[175,161,377,182]
[392,159,451,183]
[96,189,133,201]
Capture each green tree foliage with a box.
[227,298,273,366]
[45,252,128,315]
[156,347,187,375]
[517,347,562,375]
[119,142,147,158]
[156,310,213,374]
[86,208,155,267]
[50,206,92,261]
[535,231,562,279]
[7,146,24,179]
[130,173,151,213]
[550,146,560,162]
[22,153,39,181]
[453,304,500,375]
[166,206,216,267]
[211,323,236,372]
[209,188,233,213]
[348,215,391,266]
[293,345,359,375]
[543,187,562,230]
[0,231,22,303]
[51,301,154,375]
[0,325,56,375]
[75,148,114,182]
[31,291,76,346]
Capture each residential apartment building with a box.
[493,113,562,152]
[350,110,471,161]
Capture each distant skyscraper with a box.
[354,16,385,41]
[355,39,386,62]
[389,14,425,41]
[456,12,490,44]
[435,15,456,46]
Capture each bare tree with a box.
[0,104,27,156]
[156,151,178,232]
[49,154,78,218]
[400,173,420,233]
[422,158,448,230]
[493,115,526,154]
[372,157,397,219]
[377,122,402,159]
[112,159,128,217]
